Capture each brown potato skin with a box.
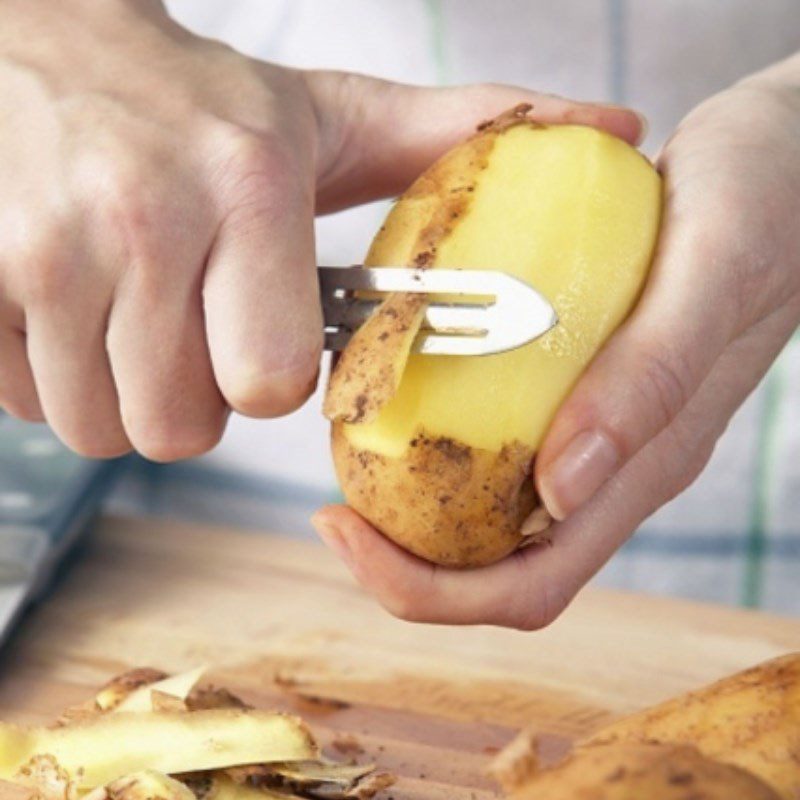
[588,653,800,800]
[332,424,541,567]
[511,743,781,800]
[324,293,428,425]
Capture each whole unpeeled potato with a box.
[588,653,800,800]
[324,105,662,568]
[497,653,799,800]
[509,742,781,800]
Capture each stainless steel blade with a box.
[319,266,557,357]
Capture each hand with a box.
[0,0,643,461]
[312,66,800,628]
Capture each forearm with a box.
[739,50,800,91]
[0,0,172,58]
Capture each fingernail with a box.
[311,514,354,570]
[520,505,553,540]
[538,431,620,521]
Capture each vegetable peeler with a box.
[318,266,558,357]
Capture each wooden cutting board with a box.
[0,516,798,799]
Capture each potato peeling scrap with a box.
[114,667,208,713]
[3,668,394,800]
[324,292,428,425]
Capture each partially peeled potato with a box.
[325,105,662,568]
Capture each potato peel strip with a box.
[0,711,317,789]
[323,292,427,424]
[114,667,206,713]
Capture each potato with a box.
[325,105,661,567]
[509,743,781,800]
[587,653,800,800]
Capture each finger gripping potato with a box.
[325,105,662,567]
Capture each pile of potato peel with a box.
[0,668,393,800]
[1,654,797,800]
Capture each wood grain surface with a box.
[0,515,797,799]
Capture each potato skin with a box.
[589,653,800,800]
[332,425,541,568]
[323,293,428,425]
[511,743,781,800]
[330,107,659,568]
[329,109,536,569]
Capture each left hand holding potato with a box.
[313,64,800,628]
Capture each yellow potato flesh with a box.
[345,124,661,458]
[0,711,316,789]
[106,771,196,800]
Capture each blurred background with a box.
[2,0,798,618]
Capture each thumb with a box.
[305,72,646,212]
[534,214,736,521]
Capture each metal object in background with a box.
[0,414,125,645]
[319,266,558,356]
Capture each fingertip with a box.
[314,504,409,570]
[311,505,347,546]
[221,358,321,419]
[312,504,360,534]
[1,397,46,423]
[311,509,354,568]
[312,505,442,618]
[632,110,650,146]
[310,506,337,532]
[583,105,649,147]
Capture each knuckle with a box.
[26,262,67,306]
[79,151,162,266]
[657,427,718,503]
[508,565,570,631]
[668,453,712,500]
[631,346,692,434]
[216,129,304,209]
[105,190,157,259]
[16,228,76,306]
[228,131,284,173]
[80,149,138,210]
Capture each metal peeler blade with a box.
[319,266,558,357]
